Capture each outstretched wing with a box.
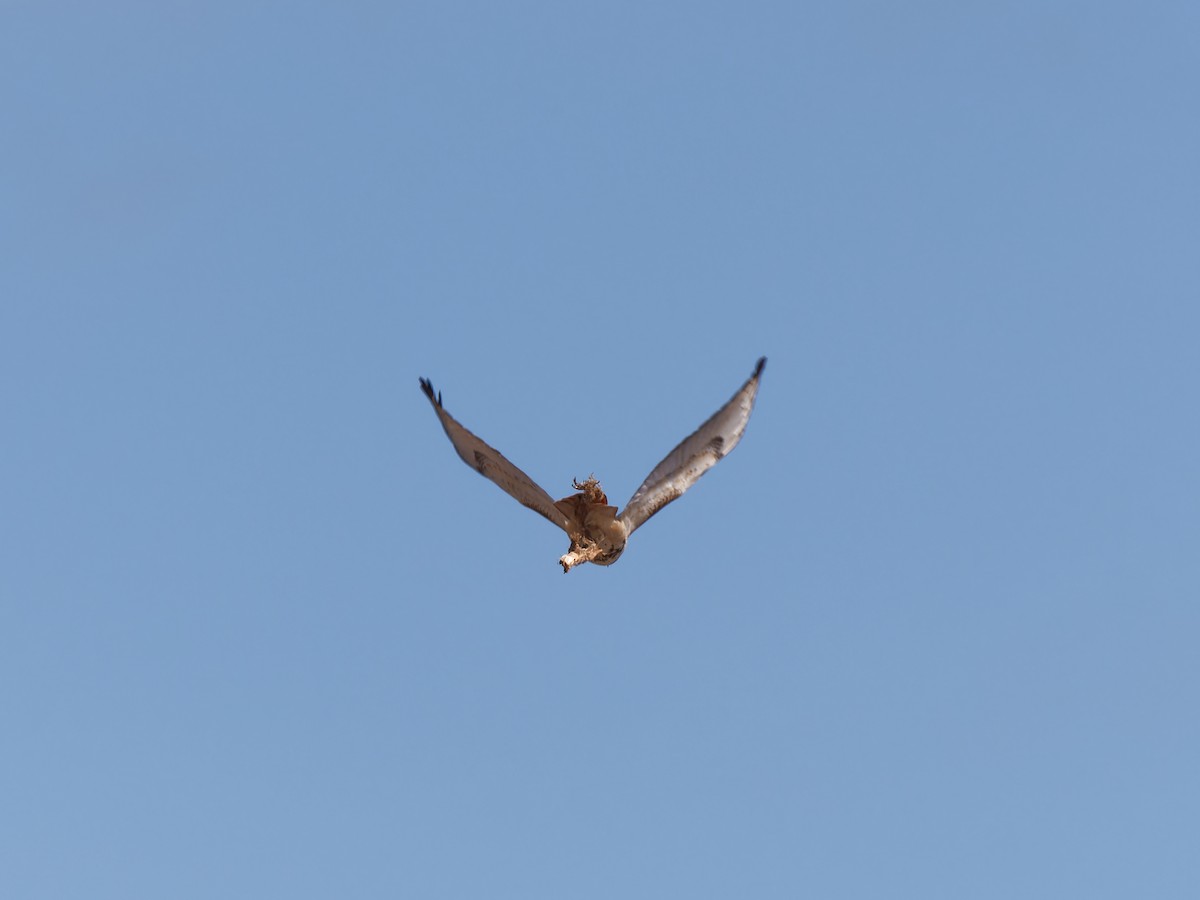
[618,357,766,536]
[419,378,575,536]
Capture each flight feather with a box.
[418,378,575,535]
[617,357,765,535]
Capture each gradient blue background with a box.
[3,2,1198,897]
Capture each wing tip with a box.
[754,356,766,378]
[418,377,442,408]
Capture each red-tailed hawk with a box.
[418,357,766,573]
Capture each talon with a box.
[569,474,607,506]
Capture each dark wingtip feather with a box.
[419,377,442,407]
[754,356,766,378]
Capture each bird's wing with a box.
[618,357,765,536]
[419,378,576,536]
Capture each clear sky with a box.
[3,2,1198,897]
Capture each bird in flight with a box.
[418,357,766,573]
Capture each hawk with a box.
[418,357,766,573]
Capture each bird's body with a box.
[554,476,627,570]
[418,357,766,573]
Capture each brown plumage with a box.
[418,358,766,572]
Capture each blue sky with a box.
[3,2,1198,897]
